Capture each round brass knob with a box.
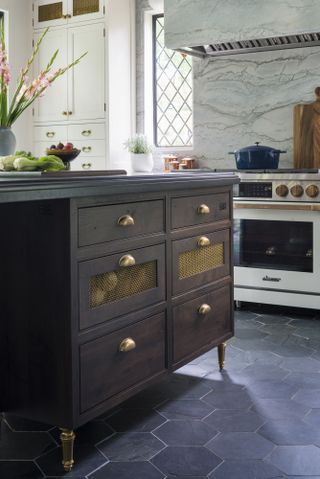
[198,304,212,315]
[197,236,211,247]
[118,215,135,227]
[198,204,210,215]
[276,184,289,197]
[306,184,320,198]
[290,184,304,198]
[119,254,136,267]
[62,111,68,116]
[119,337,136,353]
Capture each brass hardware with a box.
[197,236,211,247]
[218,342,227,370]
[60,429,75,472]
[276,184,289,197]
[62,111,68,116]
[46,131,55,138]
[82,146,92,153]
[68,111,73,115]
[119,337,136,353]
[81,162,92,169]
[198,303,212,315]
[234,202,320,212]
[119,254,136,267]
[81,129,92,136]
[290,184,304,198]
[306,184,320,198]
[118,215,134,227]
[197,204,210,215]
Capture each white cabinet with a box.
[33,0,104,29]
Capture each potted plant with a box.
[124,134,153,172]
[0,18,85,156]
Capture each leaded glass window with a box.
[153,15,193,148]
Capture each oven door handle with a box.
[233,202,320,212]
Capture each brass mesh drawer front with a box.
[73,0,99,16]
[179,243,224,280]
[38,2,63,22]
[89,261,157,308]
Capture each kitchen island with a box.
[0,172,238,471]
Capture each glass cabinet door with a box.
[69,0,104,23]
[34,0,68,28]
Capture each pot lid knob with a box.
[255,142,260,146]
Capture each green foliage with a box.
[124,134,153,154]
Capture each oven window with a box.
[234,219,313,272]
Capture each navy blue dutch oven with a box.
[229,142,286,169]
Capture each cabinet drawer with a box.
[70,156,106,171]
[172,229,230,295]
[34,125,68,143]
[173,284,232,363]
[78,200,165,247]
[68,123,105,140]
[79,244,166,329]
[171,193,230,229]
[74,140,106,156]
[80,312,166,412]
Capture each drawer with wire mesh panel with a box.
[172,229,230,295]
[78,243,166,329]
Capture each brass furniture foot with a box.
[60,429,76,472]
[218,342,227,370]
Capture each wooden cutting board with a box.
[294,87,320,169]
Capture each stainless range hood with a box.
[164,0,320,58]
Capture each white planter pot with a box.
[131,153,154,172]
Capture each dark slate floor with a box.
[1,304,320,478]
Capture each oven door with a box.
[233,202,320,294]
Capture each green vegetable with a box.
[37,155,65,171]
[15,150,37,161]
[13,157,38,171]
[0,155,16,171]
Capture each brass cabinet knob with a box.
[198,204,210,215]
[276,184,289,197]
[68,111,73,115]
[62,111,68,116]
[306,184,320,198]
[81,162,92,169]
[197,236,211,247]
[119,254,136,267]
[118,215,135,226]
[46,131,55,138]
[82,146,92,153]
[81,130,92,137]
[290,184,304,198]
[198,304,212,315]
[119,337,136,352]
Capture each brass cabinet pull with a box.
[198,204,210,215]
[81,130,92,136]
[62,111,68,116]
[198,304,212,315]
[197,236,211,247]
[118,215,134,226]
[119,254,136,267]
[68,111,73,115]
[81,162,92,169]
[82,146,92,153]
[119,337,136,353]
[46,131,55,138]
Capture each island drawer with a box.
[173,284,232,364]
[68,123,105,140]
[171,193,230,229]
[34,125,68,143]
[78,200,165,247]
[172,229,230,295]
[78,243,166,329]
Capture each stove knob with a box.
[306,184,320,198]
[276,184,289,197]
[290,184,304,198]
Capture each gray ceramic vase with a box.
[0,127,16,156]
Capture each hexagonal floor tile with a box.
[4,414,51,432]
[0,461,43,479]
[204,410,265,433]
[280,357,320,373]
[303,409,320,428]
[258,418,320,445]
[209,459,284,479]
[202,389,252,410]
[246,380,298,399]
[88,461,164,479]
[206,432,274,460]
[154,419,217,445]
[50,421,114,446]
[152,445,222,476]
[251,398,310,420]
[267,445,320,475]
[106,409,166,432]
[284,372,320,390]
[97,432,164,461]
[156,399,212,420]
[293,388,320,408]
[0,423,55,460]
[240,364,289,382]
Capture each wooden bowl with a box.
[46,148,81,163]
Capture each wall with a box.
[0,0,33,151]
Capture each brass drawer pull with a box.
[68,111,73,115]
[46,131,55,138]
[82,146,92,153]
[119,337,136,353]
[198,236,211,247]
[62,111,68,116]
[198,304,212,315]
[119,254,136,267]
[118,215,134,227]
[81,130,92,136]
[81,162,92,169]
[198,204,210,215]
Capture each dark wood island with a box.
[0,172,238,471]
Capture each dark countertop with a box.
[0,172,239,204]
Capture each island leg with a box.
[60,429,76,472]
[218,342,227,370]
